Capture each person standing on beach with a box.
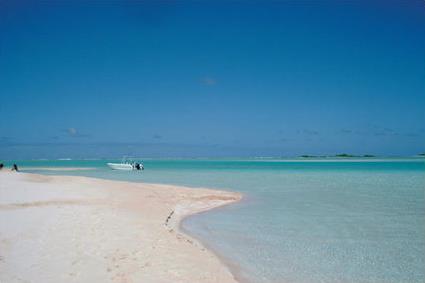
[0,163,4,170]
[11,164,19,172]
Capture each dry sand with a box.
[0,171,241,283]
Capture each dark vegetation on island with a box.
[300,154,376,158]
[300,155,326,158]
[335,153,376,158]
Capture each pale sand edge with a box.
[0,171,243,283]
[179,205,254,283]
[20,167,97,171]
[145,181,247,283]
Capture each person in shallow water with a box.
[11,164,19,172]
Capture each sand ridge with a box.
[0,171,242,283]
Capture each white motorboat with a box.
[107,158,144,171]
[107,163,134,170]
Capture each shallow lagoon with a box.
[16,159,425,283]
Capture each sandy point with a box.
[0,171,242,283]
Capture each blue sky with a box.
[1,1,424,159]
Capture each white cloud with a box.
[200,76,217,86]
[68,128,77,136]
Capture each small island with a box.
[300,154,376,158]
[335,154,376,158]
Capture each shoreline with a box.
[0,171,242,283]
[20,167,97,171]
[180,208,253,283]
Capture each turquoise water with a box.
[9,159,425,283]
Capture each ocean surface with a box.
[9,158,425,283]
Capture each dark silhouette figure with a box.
[0,163,4,170]
[12,164,19,172]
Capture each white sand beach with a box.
[19,167,97,171]
[0,171,241,283]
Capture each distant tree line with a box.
[300,153,376,158]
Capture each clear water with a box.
[8,159,425,283]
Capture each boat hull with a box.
[107,163,134,171]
